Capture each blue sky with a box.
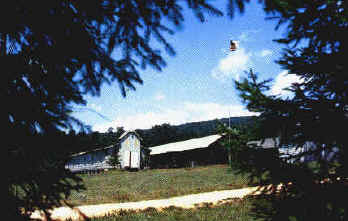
[72,1,301,132]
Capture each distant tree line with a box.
[137,116,254,147]
[51,116,254,155]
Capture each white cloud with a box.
[270,71,303,97]
[153,92,166,101]
[238,32,249,42]
[259,49,273,57]
[92,102,258,132]
[211,48,252,81]
[237,30,260,43]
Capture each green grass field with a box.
[66,164,251,206]
[88,199,253,221]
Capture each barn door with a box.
[124,151,130,167]
[131,152,139,168]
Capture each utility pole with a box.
[227,39,237,167]
[228,110,231,144]
[228,110,232,167]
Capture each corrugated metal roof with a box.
[70,145,113,157]
[149,134,222,155]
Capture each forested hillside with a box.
[137,116,253,147]
[57,116,254,155]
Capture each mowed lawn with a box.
[66,164,251,206]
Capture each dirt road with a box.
[30,185,279,221]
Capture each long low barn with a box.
[148,134,340,169]
[148,134,228,168]
[65,131,144,172]
[65,146,114,173]
[248,137,339,163]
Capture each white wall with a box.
[65,132,143,172]
[119,133,141,168]
[65,148,114,172]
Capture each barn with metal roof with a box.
[148,134,227,168]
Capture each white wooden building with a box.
[65,131,142,172]
[118,131,142,169]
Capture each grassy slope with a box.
[66,164,250,206]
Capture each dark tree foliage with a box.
[2,1,247,219]
[6,132,85,220]
[107,127,114,134]
[115,126,126,138]
[107,144,120,168]
[216,119,259,168]
[236,0,348,179]
[232,1,348,220]
[147,123,179,147]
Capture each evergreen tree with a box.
[2,1,227,219]
[107,127,114,134]
[149,123,178,146]
[217,122,249,168]
[233,1,347,220]
[116,126,126,138]
[235,0,348,180]
[107,144,120,168]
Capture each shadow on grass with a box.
[248,179,347,221]
[231,147,347,221]
[8,136,86,221]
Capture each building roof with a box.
[149,134,222,155]
[70,145,114,157]
[119,130,142,140]
[69,131,142,158]
[247,137,280,149]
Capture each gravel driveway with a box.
[30,185,279,221]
